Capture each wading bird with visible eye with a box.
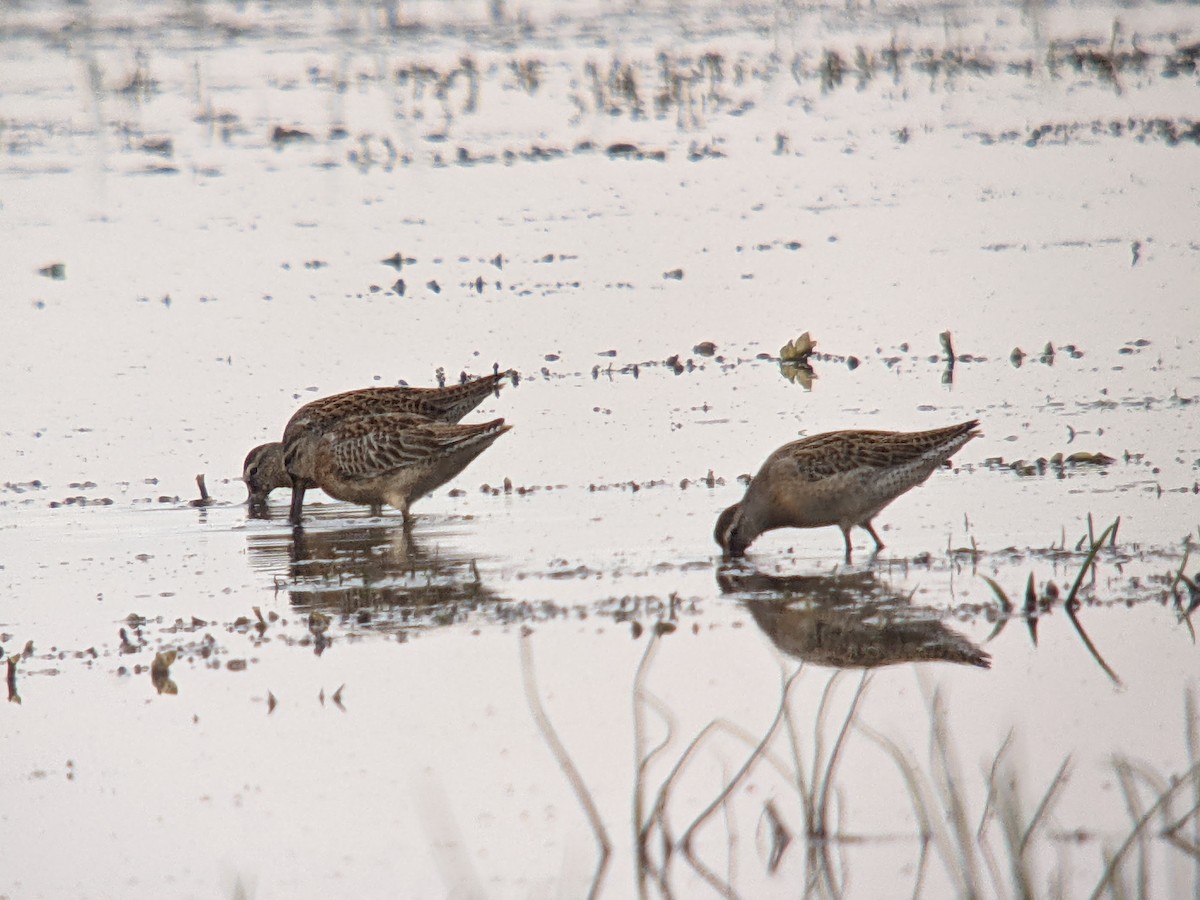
[715,420,980,563]
[242,369,512,517]
[285,411,511,525]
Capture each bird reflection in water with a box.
[245,517,502,633]
[718,567,990,669]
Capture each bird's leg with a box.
[863,522,885,551]
[369,503,383,517]
[288,478,307,527]
[841,526,854,563]
[290,524,309,562]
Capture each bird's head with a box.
[714,503,750,558]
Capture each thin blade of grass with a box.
[1019,755,1073,854]
[1088,758,1200,900]
[857,723,939,900]
[1064,518,1119,607]
[980,576,1013,644]
[1063,601,1122,686]
[679,667,803,899]
[1062,518,1122,685]
[520,634,611,900]
[926,687,982,897]
[814,671,871,900]
[977,728,1016,841]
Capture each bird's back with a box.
[750,421,980,530]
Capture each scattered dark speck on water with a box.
[271,125,313,145]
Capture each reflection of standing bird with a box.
[294,412,510,524]
[242,370,511,507]
[715,421,980,562]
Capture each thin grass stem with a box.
[679,667,803,898]
[1088,758,1200,900]
[520,634,611,900]
[1019,755,1073,854]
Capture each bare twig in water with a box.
[783,701,814,819]
[6,654,20,705]
[1019,755,1073,855]
[632,632,676,898]
[1111,757,1168,897]
[926,687,982,897]
[410,772,486,898]
[641,715,799,895]
[857,724,936,899]
[975,750,1012,897]
[813,671,870,899]
[976,729,1016,841]
[1089,758,1200,900]
[189,473,214,507]
[520,634,610,899]
[679,666,803,898]
[721,760,738,891]
[1162,700,1200,861]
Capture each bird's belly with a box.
[776,464,936,529]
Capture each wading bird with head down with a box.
[715,420,980,563]
[242,369,512,523]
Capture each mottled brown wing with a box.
[280,371,511,444]
[328,415,506,480]
[282,389,443,446]
[419,370,512,421]
[782,421,980,481]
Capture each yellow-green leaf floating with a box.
[780,331,817,361]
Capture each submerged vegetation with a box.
[515,617,1200,898]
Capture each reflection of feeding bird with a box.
[291,412,510,525]
[244,519,502,632]
[744,596,990,669]
[243,370,512,511]
[715,421,980,562]
[718,569,990,669]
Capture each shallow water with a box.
[2,0,1200,896]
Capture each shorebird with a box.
[290,412,510,524]
[243,442,289,512]
[715,420,980,562]
[243,370,511,507]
